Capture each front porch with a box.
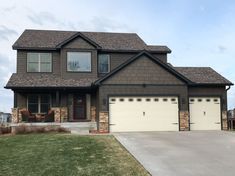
[11,88,97,124]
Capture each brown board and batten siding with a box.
[60,37,98,80]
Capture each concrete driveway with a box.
[114,131,235,176]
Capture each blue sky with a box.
[0,0,235,112]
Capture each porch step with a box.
[60,122,97,135]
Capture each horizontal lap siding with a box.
[16,50,60,75]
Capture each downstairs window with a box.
[28,95,51,113]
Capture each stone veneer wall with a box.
[180,111,189,131]
[91,106,96,122]
[99,111,109,132]
[222,110,228,130]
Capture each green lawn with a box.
[0,134,149,176]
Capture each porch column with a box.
[56,91,60,107]
[86,94,91,120]
[14,91,17,108]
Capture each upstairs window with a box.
[67,52,91,72]
[27,53,52,72]
[98,54,110,73]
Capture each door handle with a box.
[143,111,145,116]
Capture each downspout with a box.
[225,85,231,130]
[226,85,231,91]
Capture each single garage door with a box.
[189,97,221,130]
[109,96,179,132]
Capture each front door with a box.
[74,95,86,120]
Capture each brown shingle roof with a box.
[5,73,98,88]
[12,29,171,52]
[174,67,233,85]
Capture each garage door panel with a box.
[109,96,179,132]
[189,97,221,130]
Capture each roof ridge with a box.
[24,29,138,35]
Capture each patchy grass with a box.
[0,134,149,176]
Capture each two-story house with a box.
[5,29,233,132]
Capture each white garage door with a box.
[109,96,179,132]
[189,97,221,130]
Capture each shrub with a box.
[0,124,12,135]
[12,125,70,134]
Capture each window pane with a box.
[27,53,39,62]
[28,104,38,113]
[28,95,38,104]
[98,54,109,73]
[28,95,39,113]
[27,53,39,72]
[41,95,50,104]
[40,53,51,62]
[40,63,51,72]
[28,63,39,72]
[67,52,91,72]
[41,104,50,113]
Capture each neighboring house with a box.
[228,109,235,129]
[0,112,11,123]
[5,29,233,132]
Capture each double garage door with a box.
[109,96,179,132]
[109,96,221,132]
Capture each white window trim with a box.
[27,53,52,72]
[98,54,110,73]
[27,94,51,114]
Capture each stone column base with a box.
[99,111,109,132]
[222,111,228,130]
[180,111,189,131]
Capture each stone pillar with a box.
[222,110,228,130]
[60,107,68,122]
[51,107,61,123]
[99,111,109,132]
[18,108,27,123]
[180,111,189,131]
[11,108,19,123]
[91,106,96,122]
